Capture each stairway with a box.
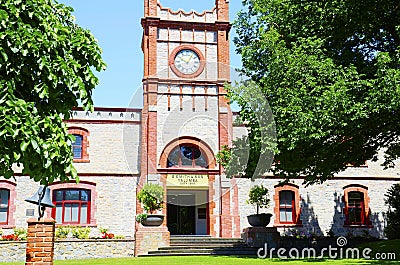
[140,236,258,256]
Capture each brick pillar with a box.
[26,218,55,265]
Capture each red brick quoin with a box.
[25,218,55,265]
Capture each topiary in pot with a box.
[246,184,272,227]
[136,183,165,226]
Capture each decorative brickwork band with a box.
[26,218,55,265]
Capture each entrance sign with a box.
[167,174,208,188]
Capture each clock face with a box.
[174,49,201,75]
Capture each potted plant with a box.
[246,184,272,227]
[136,183,165,226]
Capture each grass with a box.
[2,256,397,265]
[2,240,399,265]
[0,257,383,265]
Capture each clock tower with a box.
[136,0,239,255]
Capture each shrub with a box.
[135,213,148,223]
[384,184,400,239]
[71,226,91,239]
[247,184,270,214]
[13,228,27,240]
[55,226,71,239]
[137,183,164,213]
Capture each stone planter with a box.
[247,213,272,227]
[141,214,164,226]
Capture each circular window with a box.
[167,145,208,168]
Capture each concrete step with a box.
[170,237,243,244]
[143,248,258,257]
[159,244,248,250]
[139,236,255,257]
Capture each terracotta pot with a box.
[141,214,164,226]
[247,213,272,227]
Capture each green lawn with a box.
[1,256,397,265]
[2,240,399,265]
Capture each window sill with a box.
[0,225,15,229]
[73,159,90,163]
[55,223,97,228]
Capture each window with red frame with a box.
[0,189,9,224]
[167,145,208,168]
[72,134,83,159]
[279,190,295,223]
[346,191,365,225]
[52,189,90,224]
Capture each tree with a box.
[384,184,400,239]
[0,0,106,185]
[226,0,400,184]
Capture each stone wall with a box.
[0,239,135,262]
[237,178,399,239]
[0,175,138,238]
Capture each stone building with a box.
[1,0,399,255]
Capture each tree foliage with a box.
[230,0,400,184]
[137,183,165,214]
[0,0,106,185]
[384,184,400,239]
[247,184,270,215]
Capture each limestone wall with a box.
[237,178,399,239]
[0,239,135,262]
[0,176,138,238]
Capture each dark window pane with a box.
[72,134,83,159]
[65,190,79,200]
[195,155,207,167]
[55,190,63,201]
[167,148,180,168]
[192,148,201,159]
[167,145,208,168]
[279,191,293,207]
[73,147,82,159]
[181,146,193,160]
[80,190,90,201]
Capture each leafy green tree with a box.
[384,184,400,239]
[228,0,400,184]
[0,0,106,185]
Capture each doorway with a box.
[167,190,208,235]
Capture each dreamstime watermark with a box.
[257,236,397,260]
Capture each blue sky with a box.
[59,0,244,108]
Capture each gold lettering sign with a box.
[167,174,208,188]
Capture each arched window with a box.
[347,191,364,225]
[49,181,97,226]
[0,189,10,225]
[273,184,302,226]
[0,181,16,227]
[53,189,91,225]
[343,185,371,226]
[72,134,83,159]
[279,190,295,223]
[167,145,208,168]
[68,127,89,162]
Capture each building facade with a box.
[1,0,399,252]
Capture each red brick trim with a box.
[68,127,90,163]
[273,183,302,226]
[169,45,206,78]
[47,181,97,226]
[159,137,216,169]
[343,184,371,226]
[0,180,16,228]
